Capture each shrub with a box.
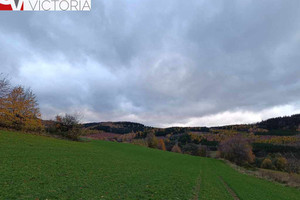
[275,157,287,171]
[53,114,83,141]
[218,135,255,165]
[261,158,273,169]
[171,144,182,153]
[64,126,84,141]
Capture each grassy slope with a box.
[0,131,299,200]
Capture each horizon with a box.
[49,113,300,129]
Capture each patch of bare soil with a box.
[191,176,201,200]
[219,176,240,200]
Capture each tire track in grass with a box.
[191,175,201,200]
[219,176,240,200]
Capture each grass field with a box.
[0,131,299,200]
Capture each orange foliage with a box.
[158,139,166,151]
[0,86,43,132]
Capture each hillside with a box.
[84,121,146,134]
[83,114,300,136]
[0,130,299,200]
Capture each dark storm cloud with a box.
[1,0,300,127]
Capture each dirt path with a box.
[219,176,240,200]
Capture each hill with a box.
[257,114,300,130]
[84,121,146,134]
[83,114,300,136]
[0,130,299,200]
[255,114,300,135]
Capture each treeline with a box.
[257,114,300,131]
[130,131,210,157]
[84,122,210,136]
[84,114,300,137]
[154,127,210,136]
[84,122,146,134]
[253,143,300,155]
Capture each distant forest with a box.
[83,114,300,136]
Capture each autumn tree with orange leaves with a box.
[158,139,166,151]
[0,85,43,132]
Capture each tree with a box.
[261,158,273,169]
[0,86,43,131]
[0,74,11,98]
[275,157,287,171]
[218,135,255,165]
[146,131,158,148]
[158,139,166,151]
[178,133,192,145]
[171,144,182,153]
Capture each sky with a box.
[1,0,300,127]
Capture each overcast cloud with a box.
[1,0,300,127]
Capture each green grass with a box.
[0,131,299,200]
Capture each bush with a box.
[275,157,287,171]
[171,144,182,153]
[64,126,84,141]
[52,114,83,141]
[218,135,255,166]
[261,158,273,169]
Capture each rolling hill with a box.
[0,130,299,200]
[81,114,300,136]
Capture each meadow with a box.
[0,130,299,200]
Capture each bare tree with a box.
[0,74,10,98]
